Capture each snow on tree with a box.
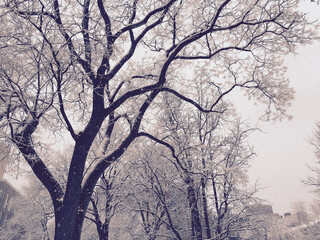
[0,0,318,239]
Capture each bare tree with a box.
[0,0,317,239]
[161,96,268,240]
[304,121,320,195]
[121,88,271,240]
[109,144,186,240]
[86,166,129,240]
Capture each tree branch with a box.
[82,0,92,65]
[137,132,187,172]
[12,124,64,213]
[160,88,226,113]
[113,0,177,39]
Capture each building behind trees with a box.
[0,171,20,226]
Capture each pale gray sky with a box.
[246,3,320,215]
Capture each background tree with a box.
[121,146,186,240]
[103,98,274,240]
[305,121,320,194]
[309,199,320,220]
[85,165,130,240]
[160,97,272,240]
[300,121,320,239]
[0,0,317,239]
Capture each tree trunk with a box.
[185,174,203,240]
[211,174,225,238]
[54,212,78,240]
[200,177,211,239]
[98,222,109,240]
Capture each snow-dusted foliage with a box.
[0,0,318,239]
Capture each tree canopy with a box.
[0,0,318,239]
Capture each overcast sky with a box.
[244,2,320,215]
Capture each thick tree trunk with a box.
[54,104,108,239]
[54,213,78,240]
[54,190,85,240]
[54,149,90,239]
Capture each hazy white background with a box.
[247,44,320,214]
[245,1,320,215]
